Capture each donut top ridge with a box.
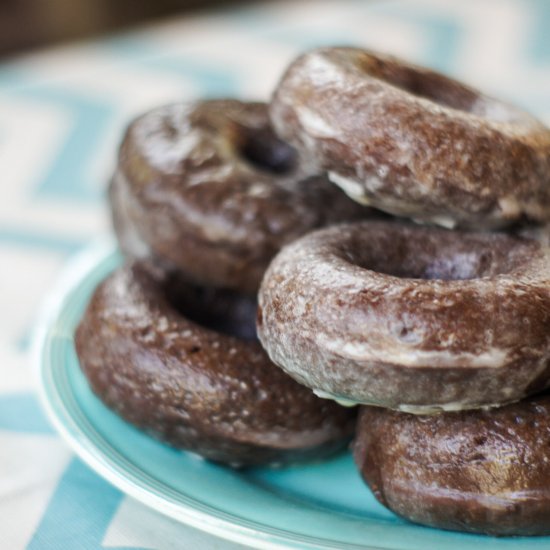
[274,47,546,137]
[125,100,301,183]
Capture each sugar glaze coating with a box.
[112,99,367,294]
[270,47,550,229]
[257,220,550,412]
[75,262,355,467]
[354,397,550,535]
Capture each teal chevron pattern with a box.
[1,0,549,548]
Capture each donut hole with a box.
[361,55,479,113]
[165,279,258,341]
[237,127,297,174]
[342,227,535,281]
[421,251,492,280]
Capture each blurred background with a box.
[0,0,258,57]
[1,1,549,549]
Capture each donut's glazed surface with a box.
[270,47,550,229]
[112,99,367,294]
[354,398,550,535]
[75,262,355,467]
[257,220,550,412]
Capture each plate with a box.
[33,239,549,550]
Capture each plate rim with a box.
[31,238,391,550]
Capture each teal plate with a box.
[33,240,550,550]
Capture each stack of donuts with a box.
[76,47,550,535]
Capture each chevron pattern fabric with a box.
[1,0,549,548]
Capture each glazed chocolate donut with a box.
[354,397,550,535]
[111,99,367,294]
[270,47,550,229]
[75,262,355,467]
[257,220,550,413]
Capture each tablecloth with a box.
[1,0,549,548]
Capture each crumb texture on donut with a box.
[257,221,550,411]
[75,262,355,467]
[270,47,550,228]
[354,398,550,535]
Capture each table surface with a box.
[1,0,549,548]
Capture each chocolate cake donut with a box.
[111,99,367,294]
[257,220,550,412]
[270,47,550,229]
[354,397,550,535]
[75,262,355,467]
